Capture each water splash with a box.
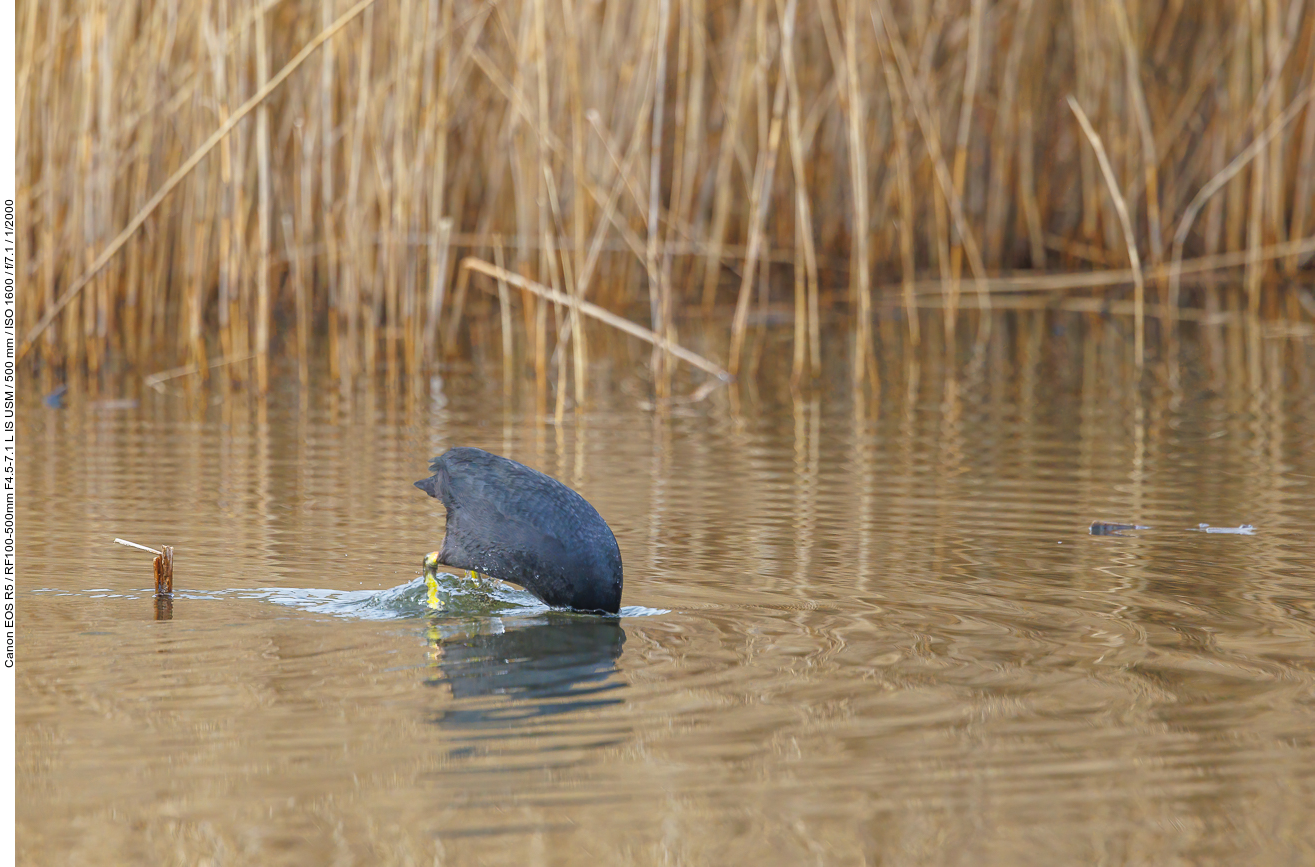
[31,571,667,622]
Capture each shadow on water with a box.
[422,614,628,730]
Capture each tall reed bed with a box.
[15,0,1315,391]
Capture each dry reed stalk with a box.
[186,175,208,377]
[1110,0,1164,265]
[19,0,385,361]
[647,0,672,391]
[1244,2,1266,314]
[320,0,339,378]
[344,5,375,379]
[526,0,551,408]
[37,0,58,364]
[144,352,259,391]
[576,111,649,295]
[676,0,706,240]
[401,0,425,377]
[412,0,438,372]
[842,0,872,389]
[1148,35,1229,176]
[493,241,514,397]
[280,218,306,386]
[1293,77,1315,270]
[206,6,235,366]
[560,0,588,408]
[422,218,454,360]
[665,0,693,302]
[255,4,272,392]
[874,1,992,326]
[460,257,731,382]
[230,13,252,384]
[984,0,1034,268]
[907,236,1315,297]
[18,0,1315,385]
[381,2,407,383]
[421,0,447,371]
[66,9,91,378]
[152,546,174,598]
[92,0,113,373]
[699,0,752,311]
[1018,90,1046,268]
[1270,1,1298,274]
[1220,24,1245,256]
[375,102,397,383]
[1168,86,1313,308]
[777,0,820,381]
[539,166,570,422]
[1067,95,1146,370]
[296,117,313,382]
[946,0,983,331]
[442,260,473,358]
[728,22,788,379]
[1070,0,1102,249]
[123,81,158,365]
[876,24,918,350]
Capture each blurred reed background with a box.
[14,0,1315,396]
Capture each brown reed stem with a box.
[877,23,918,350]
[1067,95,1146,370]
[947,0,983,331]
[729,27,788,379]
[873,1,992,327]
[777,0,820,381]
[700,0,752,311]
[460,257,731,382]
[647,0,672,390]
[18,0,385,361]
[255,4,271,393]
[1169,86,1314,308]
[841,0,872,389]
[493,242,514,398]
[1110,0,1163,266]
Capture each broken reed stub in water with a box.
[113,538,175,620]
[113,537,174,597]
[152,546,174,597]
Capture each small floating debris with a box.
[1192,524,1256,535]
[1089,521,1149,536]
[43,384,67,409]
[114,538,175,619]
[1088,521,1257,537]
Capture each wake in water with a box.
[256,570,540,621]
[253,569,664,621]
[32,568,665,622]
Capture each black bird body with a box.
[414,447,623,613]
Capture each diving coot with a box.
[414,447,623,613]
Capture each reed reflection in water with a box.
[15,310,1315,864]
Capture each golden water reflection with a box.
[17,312,1315,863]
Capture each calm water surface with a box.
[17,318,1315,864]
